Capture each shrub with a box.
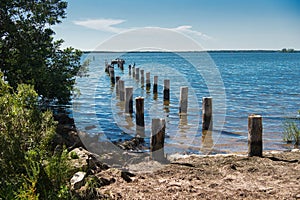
[0,73,75,199]
[283,119,300,146]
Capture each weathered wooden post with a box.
[119,61,124,71]
[115,76,120,96]
[151,118,166,161]
[146,72,151,91]
[109,67,115,84]
[135,68,139,81]
[132,66,135,78]
[119,80,125,101]
[248,114,263,157]
[125,87,133,113]
[128,65,132,75]
[202,97,212,131]
[163,79,170,101]
[153,76,158,94]
[135,97,145,137]
[140,69,144,86]
[105,61,109,73]
[179,86,188,114]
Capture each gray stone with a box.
[70,171,86,190]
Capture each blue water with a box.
[73,52,300,154]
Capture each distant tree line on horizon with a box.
[281,48,295,53]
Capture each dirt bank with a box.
[97,150,300,200]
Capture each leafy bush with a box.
[0,73,75,199]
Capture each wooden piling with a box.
[128,65,132,75]
[146,72,151,90]
[140,69,144,86]
[115,76,120,96]
[153,76,158,94]
[135,97,145,137]
[105,61,109,72]
[248,114,263,157]
[119,62,124,70]
[135,68,139,81]
[179,86,188,114]
[119,80,125,101]
[109,67,115,84]
[132,66,135,77]
[151,118,166,161]
[125,87,133,113]
[202,97,212,131]
[163,79,170,101]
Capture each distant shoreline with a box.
[83,50,300,54]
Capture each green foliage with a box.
[70,151,79,159]
[0,75,74,199]
[0,0,83,104]
[283,119,300,146]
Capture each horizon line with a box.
[81,49,300,53]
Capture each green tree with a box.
[0,0,82,104]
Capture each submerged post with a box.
[115,76,120,96]
[146,72,151,90]
[153,76,158,94]
[132,66,135,78]
[179,86,188,114]
[135,97,145,137]
[140,69,144,86]
[202,97,212,131]
[105,61,109,73]
[119,61,124,70]
[135,68,140,81]
[248,114,263,157]
[125,87,133,114]
[128,65,132,75]
[119,80,125,101]
[163,79,170,101]
[151,118,166,161]
[109,67,115,84]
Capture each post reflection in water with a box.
[178,115,190,139]
[153,93,158,100]
[124,114,134,133]
[163,100,170,113]
[202,130,214,153]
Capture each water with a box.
[73,52,300,155]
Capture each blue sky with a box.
[53,0,300,51]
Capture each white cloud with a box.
[73,18,212,40]
[172,26,212,40]
[73,18,126,33]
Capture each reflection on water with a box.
[202,130,214,153]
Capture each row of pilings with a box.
[105,60,263,160]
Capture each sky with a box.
[53,0,300,51]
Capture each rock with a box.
[121,171,135,183]
[70,171,86,190]
[113,137,145,151]
[291,149,300,153]
[69,147,109,173]
[53,113,83,150]
[54,113,74,125]
[69,147,90,171]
